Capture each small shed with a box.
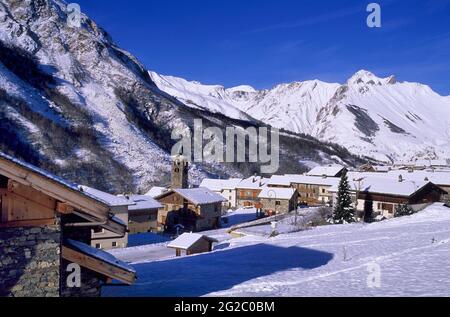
[167,233,218,257]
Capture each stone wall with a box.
[59,214,103,297]
[60,259,103,297]
[0,225,61,297]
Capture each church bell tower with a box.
[171,154,189,189]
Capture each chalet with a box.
[258,187,298,215]
[0,152,136,297]
[235,176,268,208]
[155,188,226,233]
[199,178,242,209]
[167,233,218,257]
[330,176,446,219]
[306,165,347,178]
[126,195,163,234]
[386,170,450,202]
[79,185,133,250]
[268,174,340,206]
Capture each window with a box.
[275,201,281,206]
[322,189,326,194]
[95,243,101,249]
[112,242,117,248]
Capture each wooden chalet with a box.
[0,152,136,297]
[330,176,446,219]
[155,188,225,233]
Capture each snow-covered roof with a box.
[387,171,450,186]
[307,165,346,177]
[284,175,340,186]
[396,159,450,168]
[258,187,296,200]
[78,185,132,207]
[127,195,163,211]
[200,178,242,191]
[145,186,168,198]
[266,175,292,187]
[267,174,340,187]
[348,170,450,187]
[236,176,268,189]
[167,233,218,250]
[163,188,226,205]
[329,176,430,197]
[64,239,135,273]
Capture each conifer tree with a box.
[333,170,356,224]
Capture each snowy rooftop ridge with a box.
[258,187,296,200]
[306,165,346,177]
[237,176,269,189]
[329,175,431,197]
[126,195,163,211]
[200,178,243,191]
[165,188,227,205]
[78,185,133,207]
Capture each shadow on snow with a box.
[103,243,334,297]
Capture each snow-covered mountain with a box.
[0,0,364,193]
[150,70,450,162]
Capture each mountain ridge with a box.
[150,69,450,162]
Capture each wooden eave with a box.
[0,157,110,221]
[62,245,136,285]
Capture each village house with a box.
[167,233,218,257]
[330,176,446,219]
[79,185,132,250]
[235,176,268,208]
[126,195,163,234]
[155,188,226,232]
[386,170,450,202]
[258,187,298,215]
[199,178,242,209]
[306,165,347,178]
[0,152,136,297]
[268,174,340,206]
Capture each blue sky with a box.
[77,0,450,95]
